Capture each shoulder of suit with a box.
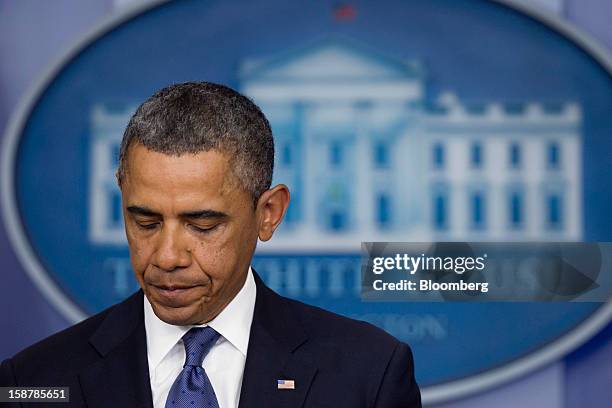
[276,292,401,349]
[269,292,412,390]
[6,292,132,381]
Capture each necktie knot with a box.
[182,327,220,367]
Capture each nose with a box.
[152,223,191,272]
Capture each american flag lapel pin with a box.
[277,379,295,390]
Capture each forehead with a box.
[123,144,245,209]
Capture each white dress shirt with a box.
[144,267,256,408]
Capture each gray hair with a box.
[117,81,274,204]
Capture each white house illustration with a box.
[88,38,582,251]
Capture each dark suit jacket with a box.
[1,272,421,407]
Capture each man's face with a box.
[120,143,260,325]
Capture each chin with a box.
[150,300,205,326]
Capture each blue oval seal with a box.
[2,0,611,403]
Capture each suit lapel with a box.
[239,272,317,408]
[79,290,153,408]
[76,274,316,408]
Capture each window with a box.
[330,210,346,231]
[111,143,120,167]
[547,193,563,230]
[374,141,389,168]
[509,191,523,228]
[110,187,123,226]
[282,143,292,166]
[284,195,297,224]
[327,183,348,231]
[509,143,521,168]
[471,192,486,229]
[433,143,444,169]
[547,142,560,169]
[330,141,343,167]
[432,191,448,230]
[471,142,483,168]
[377,194,391,227]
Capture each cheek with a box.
[192,228,252,279]
[192,241,229,277]
[126,233,152,273]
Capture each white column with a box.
[301,107,319,237]
[524,137,542,239]
[565,135,582,240]
[355,127,374,236]
[488,137,505,239]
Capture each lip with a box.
[152,284,198,303]
[157,284,193,291]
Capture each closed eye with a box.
[190,224,219,234]
[137,222,160,230]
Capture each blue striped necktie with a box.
[165,327,221,408]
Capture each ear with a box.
[256,184,290,242]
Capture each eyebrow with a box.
[126,206,159,217]
[126,206,227,219]
[179,209,228,219]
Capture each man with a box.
[1,82,421,407]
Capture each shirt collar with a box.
[144,266,256,371]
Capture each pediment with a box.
[241,38,421,82]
